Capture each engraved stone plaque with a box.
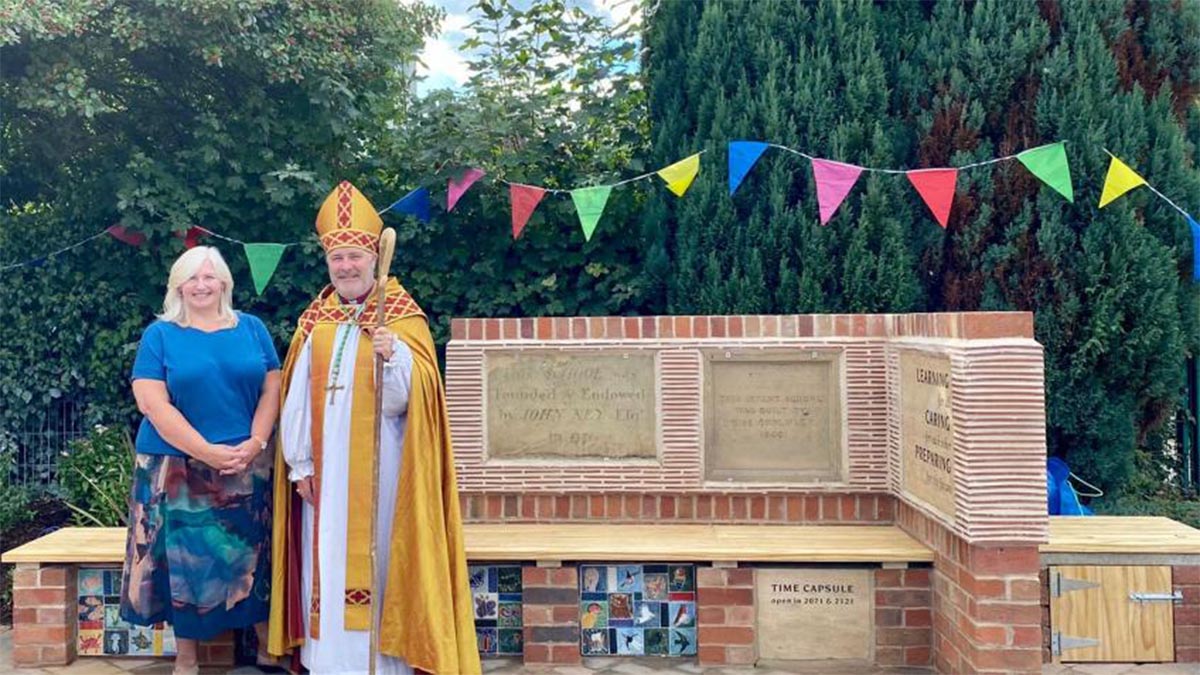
[486,351,657,459]
[900,351,956,521]
[756,569,872,660]
[704,350,843,482]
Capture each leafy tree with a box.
[377,0,651,339]
[643,0,1199,495]
[0,0,440,438]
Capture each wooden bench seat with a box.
[3,523,935,565]
[1041,516,1200,555]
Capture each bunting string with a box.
[1,142,1194,287]
[768,143,1022,174]
[0,230,110,273]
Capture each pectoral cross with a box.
[326,381,346,405]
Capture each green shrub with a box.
[58,424,133,527]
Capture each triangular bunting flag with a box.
[810,158,864,225]
[1189,215,1200,282]
[570,185,613,242]
[509,184,547,239]
[174,226,207,249]
[1017,142,1074,202]
[387,187,432,223]
[447,168,486,212]
[656,153,701,197]
[906,168,958,229]
[728,141,769,195]
[1098,154,1147,208]
[243,243,287,295]
[106,225,145,246]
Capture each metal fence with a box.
[6,399,87,488]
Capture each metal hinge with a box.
[1050,571,1100,598]
[1129,591,1183,604]
[1052,632,1100,656]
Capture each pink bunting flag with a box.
[447,168,486,212]
[510,183,547,239]
[105,224,145,247]
[810,158,863,225]
[906,168,958,228]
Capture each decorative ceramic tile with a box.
[470,565,523,656]
[77,567,175,657]
[577,564,696,657]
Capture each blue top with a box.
[131,312,281,456]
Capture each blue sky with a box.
[414,0,639,95]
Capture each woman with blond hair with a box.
[118,246,281,675]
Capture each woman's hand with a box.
[198,442,255,474]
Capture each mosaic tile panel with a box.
[78,567,176,657]
[578,564,696,657]
[469,565,523,656]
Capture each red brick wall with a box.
[11,563,75,667]
[521,565,581,666]
[460,492,896,524]
[875,567,933,667]
[450,313,1034,343]
[696,566,755,666]
[897,502,1042,674]
[1175,565,1200,663]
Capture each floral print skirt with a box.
[119,450,272,640]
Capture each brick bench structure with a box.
[5,523,934,669]
[10,311,1199,674]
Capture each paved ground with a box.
[3,627,1197,674]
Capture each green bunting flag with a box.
[1017,142,1074,202]
[243,243,287,295]
[570,185,613,241]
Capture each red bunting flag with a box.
[510,183,547,239]
[906,168,958,228]
[105,225,145,247]
[174,226,208,249]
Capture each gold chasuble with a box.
[267,181,480,675]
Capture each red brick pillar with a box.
[874,567,932,667]
[521,565,580,666]
[696,566,755,666]
[898,504,1042,674]
[11,562,76,667]
[1175,565,1200,663]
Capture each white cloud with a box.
[416,13,475,94]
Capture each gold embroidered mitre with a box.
[316,181,383,253]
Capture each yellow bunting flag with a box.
[1098,155,1147,208]
[656,153,701,197]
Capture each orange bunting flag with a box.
[906,168,958,228]
[509,183,547,239]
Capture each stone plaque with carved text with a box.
[704,350,843,482]
[486,351,657,459]
[900,350,956,521]
[756,568,872,660]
